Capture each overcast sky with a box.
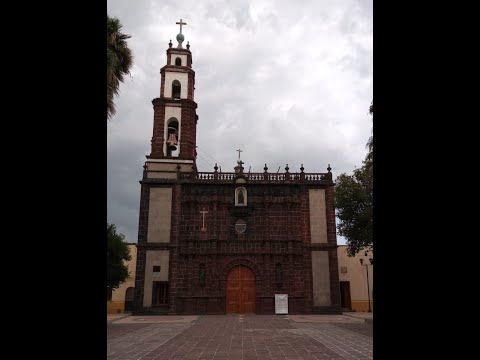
[107,0,373,244]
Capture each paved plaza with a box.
[107,313,372,360]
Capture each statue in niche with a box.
[236,187,247,206]
[237,189,245,204]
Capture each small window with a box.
[175,57,182,66]
[153,266,161,273]
[235,219,247,234]
[340,266,348,274]
[199,264,206,287]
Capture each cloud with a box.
[107,0,372,245]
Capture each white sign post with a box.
[275,294,288,315]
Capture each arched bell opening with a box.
[172,80,181,99]
[166,118,179,157]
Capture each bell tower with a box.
[147,19,198,169]
[134,20,199,314]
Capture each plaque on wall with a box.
[275,294,288,315]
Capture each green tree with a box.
[107,15,133,120]
[365,100,373,168]
[107,223,131,291]
[335,101,373,256]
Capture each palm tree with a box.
[107,15,133,121]
[365,100,373,166]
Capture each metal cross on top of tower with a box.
[236,148,243,160]
[176,19,187,34]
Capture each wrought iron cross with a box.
[236,148,243,160]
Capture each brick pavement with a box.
[107,315,373,360]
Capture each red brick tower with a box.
[148,18,198,167]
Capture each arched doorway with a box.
[226,266,256,314]
[124,287,134,312]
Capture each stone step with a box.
[133,307,169,315]
[311,306,343,315]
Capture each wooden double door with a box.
[226,266,256,314]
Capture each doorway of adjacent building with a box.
[152,281,169,306]
[226,266,256,314]
[340,281,352,310]
[124,287,134,312]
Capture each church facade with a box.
[133,22,341,315]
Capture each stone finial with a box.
[300,164,304,173]
[234,158,244,174]
[327,164,332,172]
[264,164,268,173]
[214,163,218,172]
[186,41,190,50]
[285,164,289,173]
[169,39,172,48]
[176,33,184,48]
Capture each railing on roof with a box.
[179,171,332,184]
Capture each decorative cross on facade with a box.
[176,19,187,33]
[236,148,243,160]
[200,207,208,231]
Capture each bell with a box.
[167,132,178,147]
